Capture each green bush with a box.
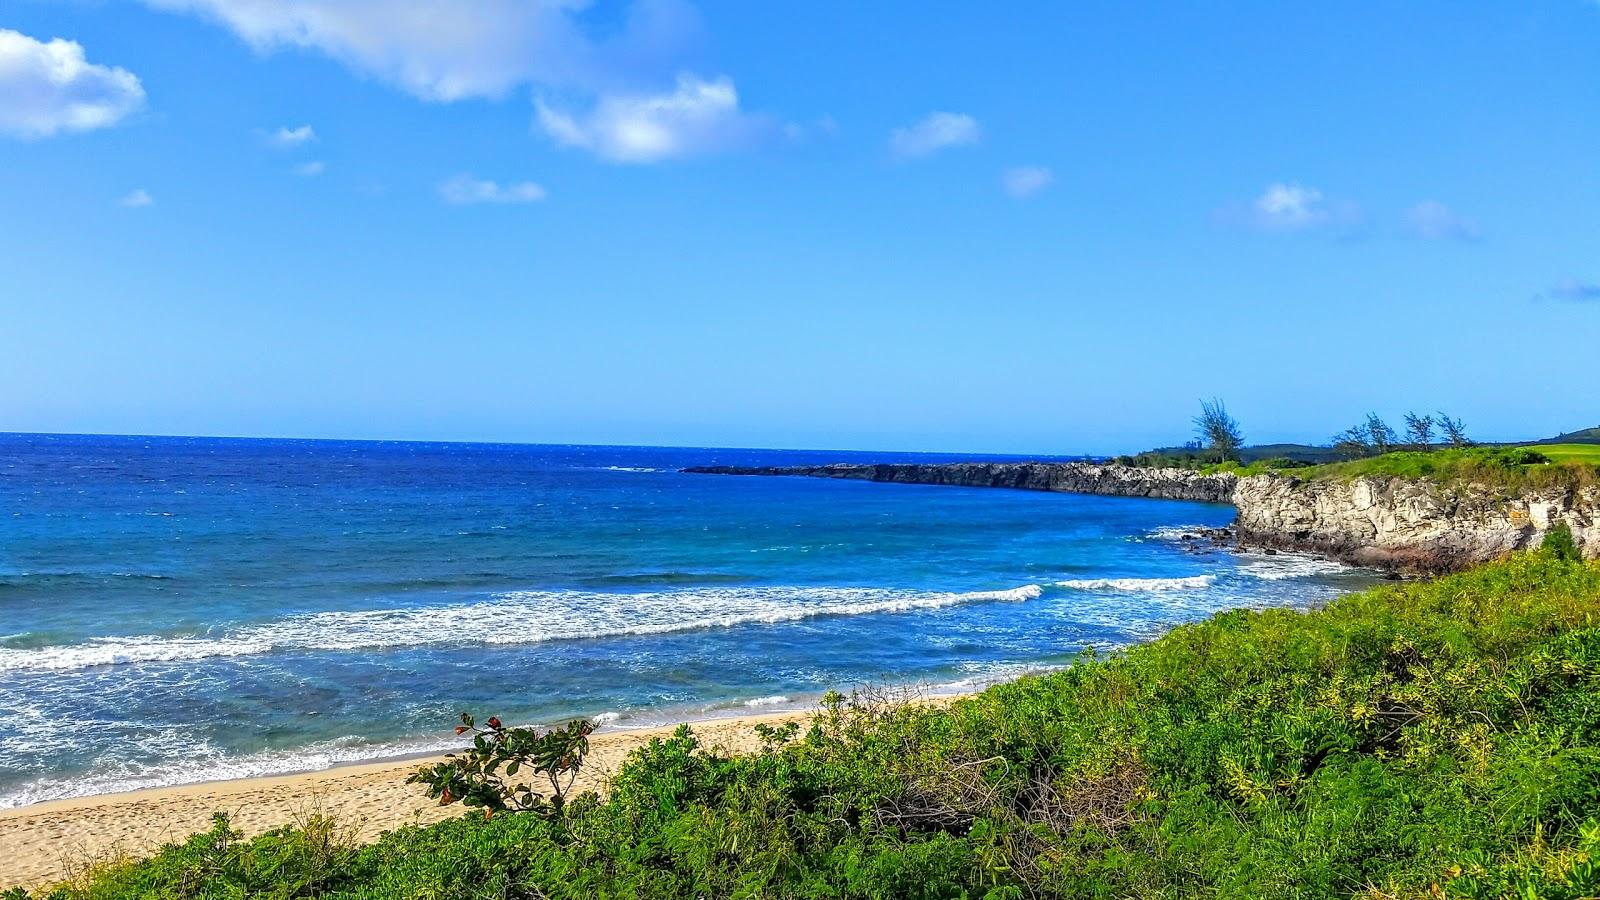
[1542,521,1583,563]
[17,553,1600,899]
[408,714,595,817]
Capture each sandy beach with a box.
[0,710,813,890]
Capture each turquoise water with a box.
[0,434,1378,807]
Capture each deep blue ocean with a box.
[0,434,1379,808]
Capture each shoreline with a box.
[0,708,834,890]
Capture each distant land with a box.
[1140,424,1600,464]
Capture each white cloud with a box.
[292,160,325,177]
[269,124,316,147]
[1405,200,1481,241]
[1252,182,1327,230]
[120,189,154,207]
[1548,277,1600,302]
[144,0,781,163]
[535,74,768,163]
[0,28,145,138]
[438,174,546,204]
[1216,182,1362,234]
[1001,166,1053,198]
[142,0,702,102]
[890,112,979,158]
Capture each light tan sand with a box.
[0,711,813,890]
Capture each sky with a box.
[1,1,1597,454]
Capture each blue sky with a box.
[2,1,1597,453]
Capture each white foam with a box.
[0,732,466,810]
[1237,553,1349,581]
[1057,575,1216,592]
[1144,525,1219,541]
[742,695,790,707]
[0,583,1044,675]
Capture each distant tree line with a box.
[1332,411,1470,459]
[1114,402,1475,468]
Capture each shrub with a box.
[408,714,595,818]
[1542,521,1583,563]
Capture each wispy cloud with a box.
[438,174,546,205]
[536,74,773,164]
[1547,277,1600,302]
[1001,166,1053,198]
[1216,182,1363,234]
[268,124,316,147]
[1405,200,1481,241]
[0,28,145,139]
[292,160,325,177]
[891,112,979,158]
[120,188,153,208]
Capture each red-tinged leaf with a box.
[455,726,469,735]
[487,717,502,729]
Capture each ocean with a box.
[0,433,1378,808]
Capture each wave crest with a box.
[0,583,1043,675]
[1057,575,1216,592]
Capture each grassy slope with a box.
[1537,443,1600,464]
[1204,445,1600,492]
[16,552,1600,900]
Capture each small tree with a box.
[410,714,595,819]
[1404,412,1435,452]
[1437,412,1470,447]
[1332,427,1372,460]
[1193,398,1244,462]
[1364,413,1398,455]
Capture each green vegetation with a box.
[1120,439,1600,493]
[1192,399,1244,463]
[1537,443,1600,465]
[408,714,594,817]
[1125,412,1600,475]
[15,552,1600,899]
[1287,446,1599,492]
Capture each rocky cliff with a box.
[1233,473,1600,572]
[686,461,1600,572]
[682,462,1239,503]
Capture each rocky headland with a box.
[1233,472,1599,572]
[684,462,1599,572]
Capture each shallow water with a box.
[0,434,1379,807]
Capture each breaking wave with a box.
[0,583,1045,675]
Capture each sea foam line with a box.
[1057,575,1216,591]
[0,584,1044,675]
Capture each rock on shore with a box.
[681,463,1239,504]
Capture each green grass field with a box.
[1534,443,1600,464]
